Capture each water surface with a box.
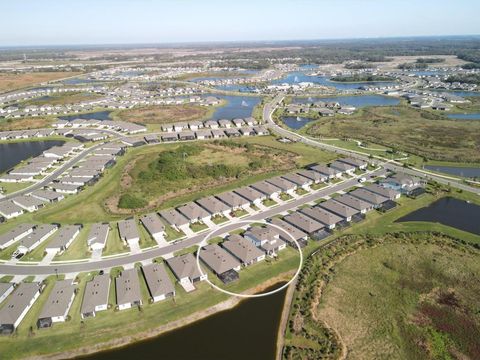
[424,165,480,178]
[282,116,314,129]
[59,111,112,121]
[446,113,480,120]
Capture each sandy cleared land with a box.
[0,71,82,92]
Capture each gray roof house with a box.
[159,209,189,230]
[234,186,265,205]
[250,181,282,198]
[117,218,140,246]
[0,283,15,305]
[17,224,58,254]
[363,184,401,200]
[349,188,389,207]
[141,263,175,303]
[283,212,324,235]
[166,253,207,285]
[115,268,143,310]
[37,279,76,328]
[177,202,211,223]
[309,164,339,178]
[196,196,230,216]
[139,213,165,241]
[0,201,24,219]
[296,169,327,183]
[31,189,64,203]
[338,157,368,169]
[266,176,297,193]
[280,173,312,188]
[269,218,308,244]
[0,223,35,250]
[45,224,82,254]
[329,160,355,174]
[334,194,373,213]
[300,206,342,229]
[223,234,266,265]
[81,274,110,318]
[86,223,110,251]
[318,199,359,221]
[0,282,42,334]
[216,191,250,209]
[12,195,47,213]
[244,226,287,256]
[200,244,241,279]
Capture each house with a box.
[225,128,241,137]
[0,223,35,250]
[173,122,188,132]
[211,129,226,139]
[204,120,219,129]
[268,218,308,247]
[281,173,312,189]
[166,253,207,286]
[199,244,241,283]
[161,133,178,142]
[141,263,175,303]
[144,134,159,144]
[266,176,297,194]
[244,226,286,257]
[309,164,340,179]
[45,224,82,254]
[253,126,268,136]
[86,223,110,251]
[178,130,196,141]
[188,121,203,131]
[329,160,355,175]
[283,212,324,235]
[16,224,58,255]
[318,199,359,222]
[161,124,174,132]
[195,129,212,140]
[363,183,401,200]
[81,273,110,318]
[115,268,143,310]
[239,127,254,136]
[349,188,389,208]
[232,118,244,128]
[0,282,42,334]
[218,119,232,128]
[234,186,266,206]
[0,201,24,219]
[159,209,190,231]
[31,189,64,203]
[338,157,368,170]
[299,206,342,230]
[244,117,256,126]
[223,234,265,266]
[37,279,76,328]
[381,174,424,194]
[12,196,47,213]
[334,194,373,214]
[177,202,211,223]
[295,169,328,183]
[196,196,230,217]
[49,183,82,194]
[216,191,250,210]
[0,283,15,305]
[250,181,282,199]
[117,218,140,248]
[139,213,165,242]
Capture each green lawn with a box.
[190,222,209,233]
[262,198,278,207]
[211,215,229,225]
[102,225,128,256]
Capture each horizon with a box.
[1,0,480,47]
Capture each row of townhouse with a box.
[161,117,257,132]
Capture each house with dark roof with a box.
[166,253,207,286]
[334,194,373,214]
[37,280,76,328]
[329,160,355,175]
[199,244,241,283]
[196,196,230,217]
[234,187,266,206]
[250,181,282,199]
[363,183,401,200]
[318,199,359,221]
[223,234,265,266]
[140,213,165,242]
[159,209,190,231]
[280,173,312,189]
[299,206,342,229]
[81,274,110,318]
[268,218,308,247]
[266,176,297,194]
[141,263,175,303]
[349,188,389,208]
[283,212,324,235]
[177,202,211,223]
[115,268,142,310]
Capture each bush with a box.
[118,193,148,209]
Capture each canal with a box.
[396,197,480,236]
[424,165,480,178]
[81,282,288,360]
[0,140,65,174]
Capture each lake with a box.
[424,165,480,178]
[396,197,480,235]
[81,282,287,360]
[59,111,112,121]
[0,140,65,174]
[282,116,314,129]
[292,95,400,107]
[446,113,480,120]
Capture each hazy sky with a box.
[1,0,479,46]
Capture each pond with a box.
[396,197,480,236]
[424,165,480,178]
[210,95,262,120]
[81,282,287,360]
[59,111,112,121]
[61,78,106,85]
[0,140,65,174]
[446,113,480,120]
[292,95,400,108]
[282,116,314,129]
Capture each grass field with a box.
[0,117,54,131]
[316,239,480,359]
[0,72,83,92]
[21,92,102,107]
[304,103,480,163]
[33,136,336,223]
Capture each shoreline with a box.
[26,271,294,360]
[275,276,298,360]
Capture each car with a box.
[358,177,367,183]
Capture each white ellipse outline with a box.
[195,219,303,298]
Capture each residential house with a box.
[81,274,110,318]
[117,218,140,248]
[115,268,143,310]
[299,206,341,230]
[166,253,207,286]
[139,213,165,242]
[244,226,287,257]
[141,263,175,303]
[318,199,359,222]
[0,223,35,250]
[223,234,265,266]
[86,223,110,251]
[283,211,324,235]
[37,280,76,328]
[45,224,82,254]
[177,202,211,224]
[199,244,241,283]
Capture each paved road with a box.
[263,95,480,196]
[0,173,371,275]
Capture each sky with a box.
[1,0,479,46]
